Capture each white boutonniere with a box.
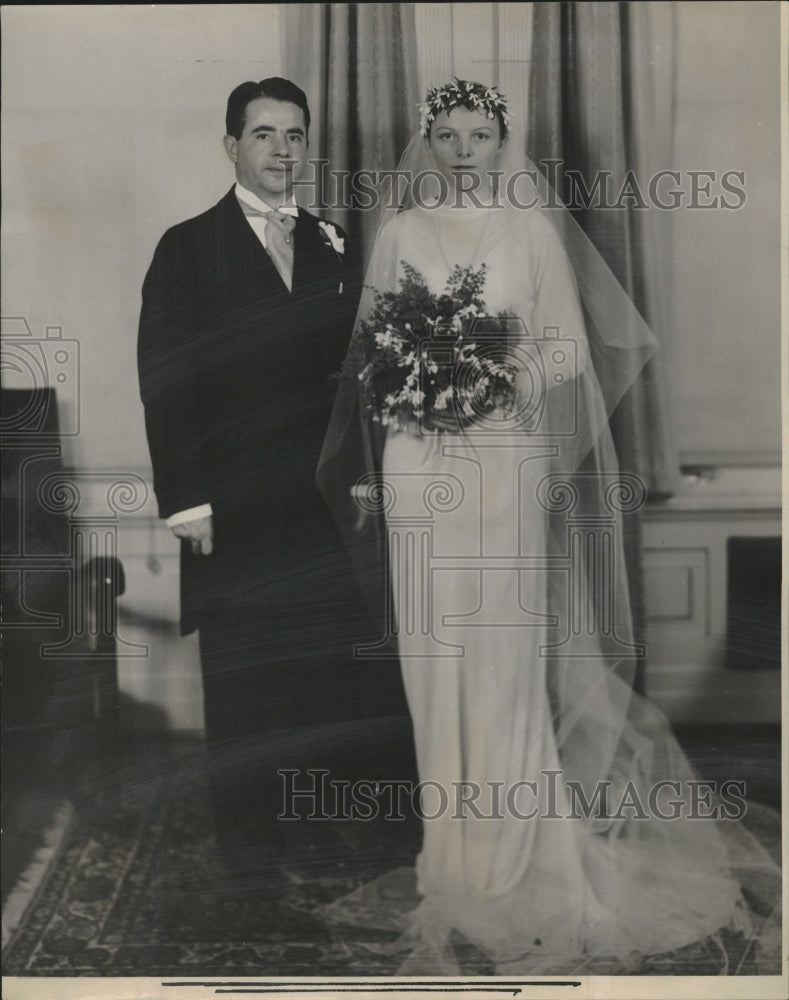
[318,220,345,256]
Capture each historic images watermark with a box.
[289,161,748,212]
[277,769,748,823]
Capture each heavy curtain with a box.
[528,2,681,685]
[528,0,679,498]
[283,3,419,260]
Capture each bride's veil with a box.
[316,117,781,973]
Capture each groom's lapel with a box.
[212,194,337,296]
[212,188,284,290]
[292,211,338,294]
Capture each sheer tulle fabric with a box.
[316,139,781,974]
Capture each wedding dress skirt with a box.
[323,425,780,975]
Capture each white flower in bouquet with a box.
[347,261,520,433]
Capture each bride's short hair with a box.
[419,78,511,140]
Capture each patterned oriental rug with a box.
[2,744,780,977]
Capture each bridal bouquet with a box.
[350,262,520,433]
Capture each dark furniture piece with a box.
[2,387,124,896]
[726,535,781,671]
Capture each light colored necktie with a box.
[264,210,296,291]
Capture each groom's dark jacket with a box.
[138,188,360,635]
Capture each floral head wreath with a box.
[418,78,513,137]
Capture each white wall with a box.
[670,1,781,463]
[2,4,282,472]
[2,5,282,731]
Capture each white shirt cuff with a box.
[166,504,213,527]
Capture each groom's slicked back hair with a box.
[226,77,311,140]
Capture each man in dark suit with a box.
[138,78,379,886]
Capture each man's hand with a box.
[171,515,213,555]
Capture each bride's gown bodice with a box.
[372,202,588,356]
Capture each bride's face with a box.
[427,107,505,195]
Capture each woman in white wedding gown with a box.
[318,81,780,975]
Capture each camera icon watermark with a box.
[0,317,80,436]
[417,315,578,436]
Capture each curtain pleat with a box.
[529,2,681,689]
[529,1,679,500]
[284,3,419,261]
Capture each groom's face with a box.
[224,97,308,206]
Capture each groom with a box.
[138,78,371,883]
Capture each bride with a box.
[317,80,779,975]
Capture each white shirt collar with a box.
[234,182,298,217]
